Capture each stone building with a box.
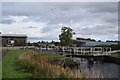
[0,34,27,46]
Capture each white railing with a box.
[55,46,112,55]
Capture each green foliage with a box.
[0,59,2,79]
[27,42,32,46]
[54,42,60,46]
[59,27,74,46]
[110,53,120,57]
[98,40,101,42]
[2,50,31,78]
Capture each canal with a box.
[71,57,119,78]
[41,49,119,78]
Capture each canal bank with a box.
[104,55,120,63]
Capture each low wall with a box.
[104,55,120,63]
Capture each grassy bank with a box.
[2,50,31,78]
[2,50,84,78]
[110,53,120,57]
[0,59,2,79]
[41,53,69,59]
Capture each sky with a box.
[1,2,119,42]
[1,0,120,2]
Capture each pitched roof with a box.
[0,34,27,37]
[73,39,95,43]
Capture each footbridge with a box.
[55,47,112,56]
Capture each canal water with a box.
[71,57,119,78]
[37,50,119,78]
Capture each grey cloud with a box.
[2,2,117,25]
[2,18,15,24]
[77,24,117,36]
[2,2,118,41]
[42,26,53,33]
[29,36,57,40]
[23,26,37,29]
[41,24,61,33]
[86,2,118,13]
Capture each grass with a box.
[0,59,2,79]
[2,50,31,78]
[2,49,104,78]
[2,50,84,78]
[110,53,120,57]
[0,49,2,79]
[41,53,70,59]
[17,51,84,78]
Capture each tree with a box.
[59,27,75,46]
[98,40,101,42]
[54,42,60,46]
[51,40,55,43]
[41,41,45,43]
[27,42,32,46]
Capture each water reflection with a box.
[71,58,119,78]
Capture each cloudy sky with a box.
[1,2,118,42]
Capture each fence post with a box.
[100,47,102,55]
[63,47,64,55]
[70,47,71,55]
[81,47,82,55]
[106,47,107,55]
[77,47,78,55]
[90,47,92,55]
[74,47,75,55]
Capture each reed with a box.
[17,51,84,78]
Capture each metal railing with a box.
[54,46,112,55]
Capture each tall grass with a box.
[17,51,85,78]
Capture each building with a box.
[73,38,118,47]
[0,34,27,46]
[34,42,55,48]
[73,38,95,47]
